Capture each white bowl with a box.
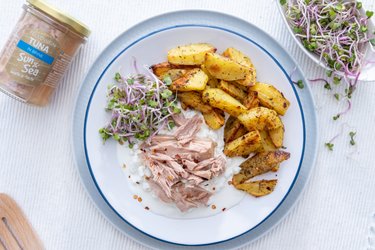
[277,2,375,82]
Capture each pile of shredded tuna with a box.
[140,114,226,212]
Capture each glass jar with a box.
[0,0,90,106]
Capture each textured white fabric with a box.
[0,0,374,249]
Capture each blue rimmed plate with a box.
[72,10,318,249]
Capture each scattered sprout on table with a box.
[296,79,305,89]
[349,131,356,145]
[325,142,334,151]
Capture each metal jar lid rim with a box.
[27,0,91,37]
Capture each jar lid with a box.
[27,0,91,37]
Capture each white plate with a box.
[276,2,375,82]
[72,10,318,249]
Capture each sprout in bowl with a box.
[277,0,375,82]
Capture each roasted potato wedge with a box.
[243,90,260,109]
[200,64,215,79]
[232,126,248,141]
[180,101,188,110]
[150,62,174,77]
[224,116,237,140]
[236,73,256,87]
[238,150,290,179]
[201,64,219,88]
[231,81,249,92]
[224,116,242,143]
[271,165,279,172]
[203,109,225,130]
[231,173,248,186]
[206,79,219,88]
[202,88,247,117]
[171,68,208,91]
[222,47,257,86]
[222,47,254,68]
[269,122,284,148]
[160,69,187,81]
[258,130,277,152]
[238,107,282,131]
[219,80,247,101]
[167,43,216,65]
[235,179,277,197]
[223,130,261,157]
[250,82,290,115]
[204,53,251,81]
[150,62,193,77]
[177,91,213,114]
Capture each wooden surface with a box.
[0,194,43,250]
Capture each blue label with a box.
[16,40,55,65]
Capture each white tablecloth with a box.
[1,0,374,249]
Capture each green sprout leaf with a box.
[161,89,173,99]
[333,76,341,85]
[360,25,368,33]
[293,27,303,33]
[114,72,122,82]
[324,83,331,90]
[349,131,356,145]
[325,143,334,151]
[127,78,134,85]
[366,10,374,19]
[296,80,304,89]
[147,100,158,108]
[333,114,340,120]
[163,76,172,86]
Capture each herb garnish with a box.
[100,72,180,147]
[325,143,334,151]
[349,131,356,145]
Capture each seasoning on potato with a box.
[167,43,216,65]
[235,179,278,197]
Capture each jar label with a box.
[5,30,59,87]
